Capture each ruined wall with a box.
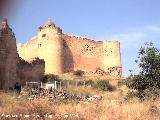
[0,31,6,89]
[17,20,122,78]
[0,18,19,89]
[17,58,45,86]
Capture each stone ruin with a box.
[0,19,45,89]
[17,19,122,78]
[0,18,122,89]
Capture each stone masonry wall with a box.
[17,58,45,86]
[0,18,19,89]
[18,21,64,75]
[0,19,45,89]
[62,34,104,74]
[17,20,122,78]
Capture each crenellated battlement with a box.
[38,20,62,34]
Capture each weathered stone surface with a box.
[0,19,45,89]
[17,20,122,78]
[17,57,45,86]
[0,18,19,89]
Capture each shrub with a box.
[85,80,94,87]
[118,78,133,88]
[93,80,115,92]
[125,90,145,101]
[42,74,59,83]
[125,91,138,101]
[73,70,85,77]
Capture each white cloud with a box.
[147,25,160,33]
[109,25,160,47]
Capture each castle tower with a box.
[36,20,64,74]
[103,41,122,78]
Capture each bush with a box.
[85,80,94,87]
[93,80,115,92]
[125,90,146,101]
[118,78,133,88]
[42,74,59,83]
[125,91,138,101]
[73,70,85,77]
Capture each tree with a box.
[129,42,160,99]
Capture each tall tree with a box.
[130,42,160,93]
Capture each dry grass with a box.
[48,100,160,120]
[59,72,121,82]
[1,90,160,120]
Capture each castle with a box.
[0,19,122,89]
[17,20,122,78]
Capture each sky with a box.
[4,0,160,76]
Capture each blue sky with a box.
[5,0,160,76]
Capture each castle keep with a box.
[0,19,122,89]
[17,20,122,78]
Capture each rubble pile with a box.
[20,87,102,103]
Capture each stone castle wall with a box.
[0,19,19,89]
[17,22,64,75]
[17,20,122,78]
[0,19,45,89]
[62,34,104,74]
[17,58,45,86]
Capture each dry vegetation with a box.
[1,85,160,120]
